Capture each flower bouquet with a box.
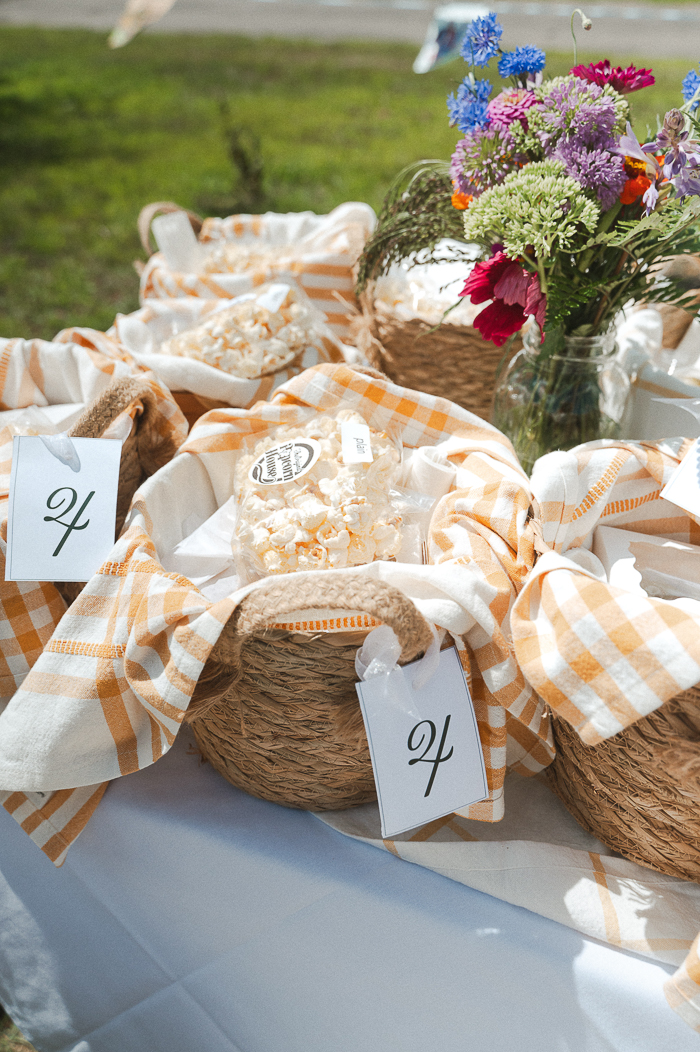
[357,12,700,472]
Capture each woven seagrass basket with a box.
[349,292,518,422]
[546,687,700,881]
[186,572,434,810]
[56,375,181,606]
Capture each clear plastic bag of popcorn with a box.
[233,409,411,578]
[158,283,333,380]
[201,243,294,276]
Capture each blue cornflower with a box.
[447,78,492,133]
[682,68,700,112]
[460,12,502,68]
[498,46,546,79]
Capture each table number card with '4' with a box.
[355,646,488,838]
[6,436,122,582]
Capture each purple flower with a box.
[645,109,699,181]
[617,122,653,165]
[537,78,618,152]
[497,46,546,80]
[643,182,659,212]
[682,69,700,112]
[460,12,502,68]
[450,126,526,196]
[447,78,492,133]
[554,141,627,210]
[640,111,700,209]
[674,158,700,199]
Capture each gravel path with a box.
[0,0,699,56]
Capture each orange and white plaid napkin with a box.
[139,203,375,341]
[0,362,551,863]
[509,436,700,1033]
[511,438,700,743]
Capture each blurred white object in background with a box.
[413,3,489,74]
[109,0,178,48]
[374,238,481,325]
[151,210,203,273]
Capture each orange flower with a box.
[619,154,654,204]
[451,190,473,210]
[623,155,647,178]
[620,174,651,204]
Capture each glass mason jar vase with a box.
[492,327,630,475]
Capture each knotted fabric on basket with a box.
[138,203,376,341]
[510,437,700,1034]
[0,362,552,865]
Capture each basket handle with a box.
[138,201,204,256]
[206,571,434,673]
[67,376,150,439]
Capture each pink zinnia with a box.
[487,89,538,131]
[570,60,654,95]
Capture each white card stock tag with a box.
[341,421,373,464]
[6,435,122,582]
[660,438,700,518]
[355,645,488,838]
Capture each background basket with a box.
[546,688,700,882]
[349,294,516,421]
[186,572,433,810]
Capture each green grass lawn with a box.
[0,27,694,340]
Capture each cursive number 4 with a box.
[44,487,95,557]
[407,716,454,797]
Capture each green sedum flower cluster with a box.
[462,160,600,260]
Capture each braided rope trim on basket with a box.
[214,572,431,667]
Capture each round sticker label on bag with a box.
[249,438,322,486]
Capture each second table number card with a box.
[661,438,700,519]
[355,645,488,838]
[6,435,122,582]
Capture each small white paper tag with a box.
[355,646,488,838]
[255,283,292,314]
[6,436,122,582]
[341,421,373,464]
[660,438,700,518]
[248,438,321,486]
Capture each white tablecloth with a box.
[0,730,696,1052]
